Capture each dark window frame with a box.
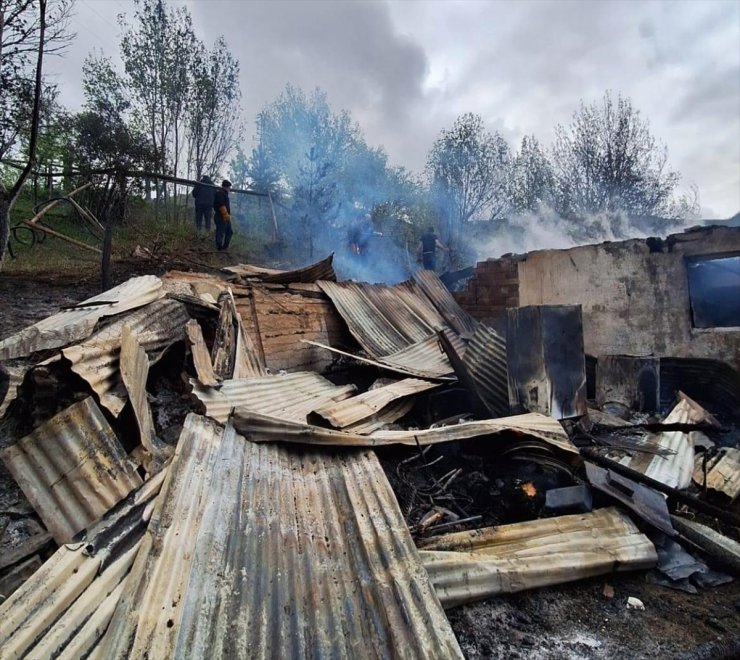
[685,252,740,329]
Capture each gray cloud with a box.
[46,0,740,216]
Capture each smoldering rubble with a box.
[0,251,738,658]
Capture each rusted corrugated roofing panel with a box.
[345,398,415,434]
[98,414,462,658]
[379,332,459,379]
[234,410,577,454]
[120,326,173,468]
[360,284,438,345]
[0,275,164,361]
[225,253,337,283]
[302,339,457,381]
[613,397,702,490]
[211,290,267,380]
[394,281,448,329]
[0,470,164,658]
[412,270,478,336]
[419,507,657,608]
[462,323,510,417]
[0,541,139,658]
[0,363,26,418]
[161,270,230,301]
[318,280,409,356]
[311,378,439,428]
[191,371,356,423]
[693,447,740,501]
[0,397,143,543]
[62,298,189,416]
[185,319,218,386]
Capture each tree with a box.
[0,0,58,269]
[290,145,338,259]
[509,135,555,213]
[552,91,682,225]
[250,85,359,258]
[74,53,154,172]
[426,113,511,248]
[117,0,197,218]
[0,0,73,163]
[186,36,242,180]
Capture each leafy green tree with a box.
[1,0,74,270]
[117,0,197,217]
[74,54,154,172]
[426,113,511,248]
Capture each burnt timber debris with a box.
[1,229,739,657]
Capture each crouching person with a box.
[213,179,233,251]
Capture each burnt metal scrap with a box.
[0,259,738,656]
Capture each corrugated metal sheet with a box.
[419,507,657,608]
[462,323,510,418]
[613,397,702,490]
[0,275,164,361]
[659,357,740,418]
[412,270,478,336]
[0,470,165,658]
[316,278,478,379]
[212,290,267,380]
[120,326,173,467]
[0,363,26,418]
[311,378,439,429]
[0,397,143,543]
[190,371,357,423]
[345,399,415,434]
[379,332,459,379]
[234,409,577,454]
[693,447,740,501]
[185,319,218,386]
[161,270,230,303]
[226,253,337,283]
[0,540,140,658]
[62,298,189,416]
[318,280,412,356]
[302,339,457,381]
[97,414,463,658]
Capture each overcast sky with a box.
[47,0,740,218]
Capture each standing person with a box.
[347,214,374,257]
[417,226,449,271]
[192,175,215,236]
[213,179,233,251]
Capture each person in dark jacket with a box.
[213,179,233,251]
[192,175,215,235]
[417,226,449,270]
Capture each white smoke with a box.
[478,205,690,260]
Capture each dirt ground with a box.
[1,269,739,659]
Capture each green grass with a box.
[3,191,286,280]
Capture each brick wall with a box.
[454,257,520,331]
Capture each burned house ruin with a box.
[0,227,739,657]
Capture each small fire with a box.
[521,482,537,498]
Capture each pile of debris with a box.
[0,254,738,657]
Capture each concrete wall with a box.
[456,226,740,371]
